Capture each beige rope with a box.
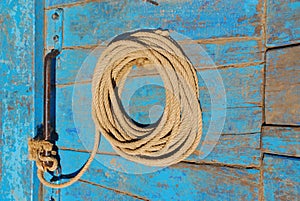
[29,29,202,188]
[92,29,202,166]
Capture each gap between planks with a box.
[262,123,300,128]
[59,146,261,170]
[78,179,151,201]
[46,36,262,51]
[45,0,106,10]
[262,152,300,159]
[55,61,265,88]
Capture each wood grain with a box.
[0,1,36,200]
[263,154,300,201]
[57,150,260,201]
[262,126,300,157]
[266,0,300,47]
[45,0,262,47]
[43,180,146,201]
[265,46,300,125]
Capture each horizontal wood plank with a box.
[189,133,260,166]
[263,154,300,201]
[43,180,145,201]
[46,0,262,47]
[265,46,300,125]
[54,39,263,85]
[55,150,260,201]
[262,126,300,157]
[266,0,300,47]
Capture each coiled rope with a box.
[92,29,202,166]
[29,29,202,188]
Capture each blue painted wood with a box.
[263,154,300,200]
[265,46,300,125]
[262,126,300,157]
[36,0,300,200]
[45,0,262,47]
[266,0,300,47]
[54,39,263,85]
[57,150,260,201]
[0,0,36,200]
[43,181,145,201]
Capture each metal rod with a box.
[43,49,60,141]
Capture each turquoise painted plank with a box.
[46,0,262,47]
[0,0,36,200]
[43,181,145,201]
[54,150,260,201]
[263,154,300,201]
[189,133,261,166]
[265,46,300,125]
[262,126,300,157]
[54,39,263,85]
[46,0,81,7]
[266,0,300,47]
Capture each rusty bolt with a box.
[53,35,59,42]
[51,12,59,20]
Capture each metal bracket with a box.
[51,8,64,52]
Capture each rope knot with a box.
[28,138,59,172]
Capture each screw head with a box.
[52,12,59,20]
[53,35,59,42]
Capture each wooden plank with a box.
[55,64,262,166]
[265,46,300,125]
[55,150,260,201]
[54,39,263,85]
[262,126,300,157]
[266,0,300,47]
[46,0,81,7]
[189,133,261,166]
[263,154,300,201]
[43,181,145,201]
[45,0,262,47]
[0,1,36,200]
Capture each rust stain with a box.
[237,15,247,23]
[7,105,14,111]
[157,182,169,189]
[196,36,261,44]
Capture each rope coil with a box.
[92,29,202,166]
[29,29,202,188]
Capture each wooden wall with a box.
[0,0,299,200]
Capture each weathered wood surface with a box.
[54,39,264,85]
[263,154,300,201]
[265,46,300,126]
[262,126,300,157]
[266,0,300,47]
[0,0,36,200]
[56,150,260,201]
[43,180,145,201]
[36,0,300,200]
[45,0,262,47]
